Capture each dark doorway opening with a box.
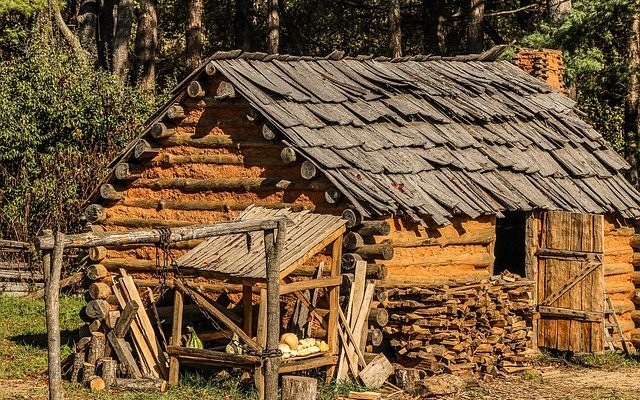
[493,212,526,277]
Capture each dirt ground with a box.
[2,365,640,400]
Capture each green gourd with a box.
[186,326,203,349]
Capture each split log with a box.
[86,300,111,320]
[262,124,277,140]
[84,204,106,223]
[187,81,205,98]
[367,328,384,347]
[167,104,185,120]
[114,163,142,180]
[358,353,393,389]
[215,81,236,99]
[395,367,425,395]
[89,320,101,333]
[115,300,139,338]
[324,188,342,204]
[342,209,363,229]
[88,246,107,262]
[134,139,161,159]
[357,220,391,236]
[150,122,175,139]
[82,363,96,383]
[368,308,389,327]
[373,287,388,302]
[89,282,113,300]
[86,264,109,280]
[281,375,317,400]
[344,232,365,251]
[86,332,106,365]
[105,310,120,329]
[88,375,106,391]
[107,331,143,378]
[100,184,124,201]
[367,264,388,281]
[101,358,117,388]
[281,147,297,164]
[114,378,168,392]
[300,161,318,180]
[205,61,217,75]
[354,244,394,260]
[71,352,85,383]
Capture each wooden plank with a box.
[358,354,394,389]
[538,306,602,322]
[169,290,183,385]
[255,289,267,400]
[279,276,341,295]
[167,346,261,366]
[243,285,253,336]
[119,272,169,378]
[173,279,260,353]
[348,283,375,377]
[540,261,600,306]
[306,263,324,338]
[592,215,605,352]
[106,330,143,378]
[278,355,337,374]
[325,236,342,382]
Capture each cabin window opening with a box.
[493,212,526,277]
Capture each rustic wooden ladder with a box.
[603,294,630,355]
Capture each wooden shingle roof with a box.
[97,49,640,226]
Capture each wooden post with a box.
[255,288,267,400]
[281,376,317,400]
[243,285,253,336]
[168,289,183,385]
[263,220,287,400]
[325,235,342,382]
[45,231,65,400]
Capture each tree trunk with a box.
[77,0,98,54]
[185,0,204,71]
[235,0,255,51]
[112,0,134,81]
[625,2,640,186]
[547,0,571,23]
[467,0,484,53]
[135,0,157,92]
[423,0,446,55]
[97,0,115,69]
[49,0,89,62]
[388,0,402,58]
[267,0,279,54]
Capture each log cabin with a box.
[81,47,640,362]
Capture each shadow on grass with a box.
[9,328,81,350]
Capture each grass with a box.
[0,294,364,400]
[569,352,640,370]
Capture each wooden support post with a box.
[263,220,287,400]
[243,285,253,336]
[101,358,117,388]
[255,289,267,400]
[45,231,65,400]
[326,235,342,382]
[169,289,183,385]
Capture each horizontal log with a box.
[633,290,640,306]
[341,209,363,229]
[300,161,318,180]
[161,133,278,149]
[0,269,42,280]
[187,81,205,98]
[114,163,142,180]
[36,217,284,249]
[246,106,262,122]
[368,328,383,347]
[100,184,124,201]
[150,123,175,139]
[610,299,635,315]
[324,188,342,204]
[344,232,365,251]
[119,198,309,212]
[357,220,391,236]
[84,204,106,223]
[388,230,495,248]
[0,239,31,250]
[367,264,388,281]
[88,246,107,262]
[166,345,261,366]
[632,253,640,267]
[281,147,297,164]
[538,305,601,322]
[205,62,217,76]
[0,261,29,269]
[634,271,640,285]
[215,81,236,99]
[160,153,285,166]
[130,177,332,193]
[377,270,490,288]
[631,234,640,248]
[262,124,277,141]
[605,281,635,296]
[135,278,246,293]
[86,299,111,320]
[382,252,494,268]
[115,378,167,392]
[86,264,109,280]
[605,262,633,277]
[354,244,394,260]
[341,253,363,270]
[632,310,640,326]
[280,276,341,295]
[89,282,112,300]
[134,139,161,159]
[167,104,185,120]
[0,281,43,293]
[368,308,389,327]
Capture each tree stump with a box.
[88,376,106,391]
[70,351,85,383]
[101,357,117,388]
[281,375,317,400]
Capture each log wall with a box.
[603,216,636,344]
[369,215,496,287]
[87,77,338,274]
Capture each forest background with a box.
[0,0,636,242]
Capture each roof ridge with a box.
[208,43,514,63]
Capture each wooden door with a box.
[537,211,604,353]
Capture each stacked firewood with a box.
[381,272,535,377]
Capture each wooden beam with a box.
[279,276,341,296]
[167,346,261,366]
[36,218,285,249]
[45,232,65,400]
[169,289,183,385]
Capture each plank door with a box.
[537,211,604,353]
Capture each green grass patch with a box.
[569,352,640,370]
[0,294,84,379]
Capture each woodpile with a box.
[0,239,42,296]
[513,48,565,91]
[381,272,535,377]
